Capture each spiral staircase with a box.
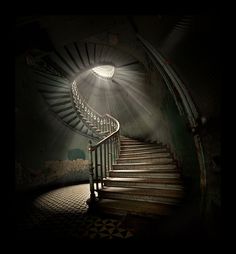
[28,40,184,218]
[29,41,145,139]
[95,136,184,217]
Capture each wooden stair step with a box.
[120,141,161,146]
[96,199,174,217]
[98,187,184,204]
[104,177,183,189]
[89,136,184,219]
[121,144,163,149]
[120,146,166,152]
[112,162,178,171]
[120,149,168,156]
[116,157,174,164]
[119,153,171,159]
[109,170,180,178]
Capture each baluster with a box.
[101,119,103,134]
[91,112,93,125]
[104,117,106,133]
[115,135,117,162]
[109,118,111,133]
[88,140,95,203]
[83,101,86,115]
[94,115,96,128]
[118,131,120,156]
[107,117,109,133]
[100,145,103,188]
[104,118,107,133]
[97,117,100,131]
[110,136,113,165]
[114,135,117,163]
[84,106,87,119]
[116,134,119,158]
[107,116,110,133]
[104,142,107,178]
[105,117,108,132]
[107,139,110,172]
[111,121,114,132]
[88,109,90,122]
[97,115,99,129]
[111,121,113,132]
[95,148,99,191]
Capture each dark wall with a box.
[131,15,221,231]
[146,66,200,195]
[15,21,53,55]
[15,54,90,190]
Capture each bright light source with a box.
[91,65,115,79]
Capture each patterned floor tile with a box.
[16,184,134,240]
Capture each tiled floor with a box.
[15,184,217,242]
[16,184,135,240]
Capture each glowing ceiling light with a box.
[91,65,115,79]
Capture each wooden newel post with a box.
[87,140,96,206]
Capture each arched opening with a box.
[91,65,115,79]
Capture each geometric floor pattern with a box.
[16,184,134,240]
[33,184,90,214]
[72,215,134,239]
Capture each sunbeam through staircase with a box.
[27,40,185,219]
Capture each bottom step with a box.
[96,199,175,217]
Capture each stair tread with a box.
[113,162,176,167]
[116,158,174,164]
[120,149,168,155]
[119,153,171,158]
[120,142,161,146]
[110,169,180,176]
[120,141,147,144]
[105,177,182,184]
[99,186,184,197]
[121,144,163,148]
[99,188,182,205]
[118,153,171,160]
[120,147,166,152]
[92,136,183,217]
[97,199,174,216]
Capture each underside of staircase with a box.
[94,136,184,218]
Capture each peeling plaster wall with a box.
[15,55,90,188]
[15,159,90,192]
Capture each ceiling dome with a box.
[92,65,115,79]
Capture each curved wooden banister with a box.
[71,81,114,138]
[71,80,121,205]
[89,114,120,151]
[87,113,120,205]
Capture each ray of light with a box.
[92,65,115,79]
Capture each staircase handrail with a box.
[87,114,120,205]
[71,81,114,137]
[71,80,121,205]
